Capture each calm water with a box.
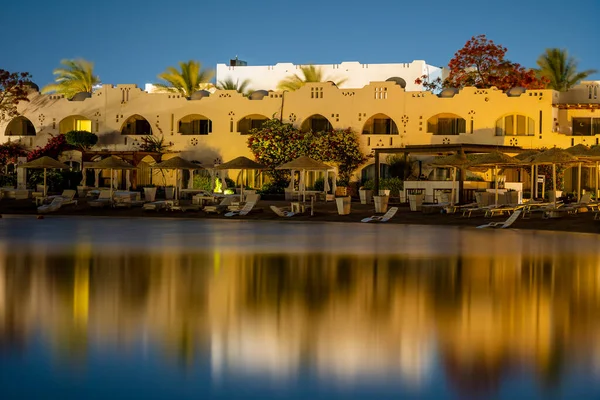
[1,216,600,399]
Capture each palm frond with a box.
[41,59,100,98]
[536,48,597,91]
[155,60,215,97]
[277,65,347,91]
[216,77,252,95]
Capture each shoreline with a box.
[1,198,600,235]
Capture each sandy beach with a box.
[1,197,600,235]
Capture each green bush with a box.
[0,174,16,187]
[193,174,212,191]
[466,175,484,181]
[258,181,287,195]
[313,177,333,191]
[64,130,98,150]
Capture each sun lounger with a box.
[88,190,112,208]
[361,207,398,223]
[143,200,170,211]
[37,197,63,214]
[270,205,295,217]
[47,189,77,206]
[204,196,234,214]
[476,209,522,228]
[224,201,256,217]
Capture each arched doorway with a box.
[59,115,92,133]
[300,114,333,132]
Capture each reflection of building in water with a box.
[209,253,437,386]
[2,242,600,394]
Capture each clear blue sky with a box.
[4,0,600,88]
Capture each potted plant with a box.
[143,184,157,202]
[164,185,175,200]
[359,179,374,204]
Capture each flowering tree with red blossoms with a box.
[416,35,548,92]
[27,134,74,161]
[0,69,33,121]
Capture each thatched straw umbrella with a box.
[530,148,580,207]
[566,144,593,202]
[276,156,333,202]
[18,156,71,197]
[86,156,137,201]
[151,156,204,201]
[215,156,266,200]
[467,151,522,205]
[514,150,540,200]
[427,150,471,206]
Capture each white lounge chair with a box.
[204,196,234,214]
[270,205,295,217]
[47,189,77,206]
[88,190,112,208]
[37,197,63,214]
[224,201,256,217]
[476,209,522,229]
[361,207,398,223]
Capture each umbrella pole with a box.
[43,168,47,197]
[450,167,456,206]
[594,161,598,201]
[577,162,582,202]
[531,164,535,201]
[110,168,114,206]
[494,165,498,206]
[552,163,557,208]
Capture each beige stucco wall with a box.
[2,81,600,182]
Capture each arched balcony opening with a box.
[5,116,36,136]
[178,114,212,135]
[300,114,332,132]
[495,114,535,136]
[121,115,152,135]
[237,114,268,135]
[362,113,398,135]
[59,115,92,133]
[427,113,466,135]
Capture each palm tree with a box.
[536,48,597,91]
[216,77,252,95]
[154,60,214,98]
[42,59,100,98]
[277,65,347,91]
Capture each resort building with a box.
[2,76,600,193]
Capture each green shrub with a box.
[64,130,98,150]
[313,177,333,191]
[258,181,287,195]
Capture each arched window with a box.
[362,114,398,135]
[300,114,332,132]
[178,114,212,135]
[495,114,535,136]
[238,114,268,135]
[59,115,92,133]
[427,114,466,135]
[121,115,152,135]
[5,116,36,136]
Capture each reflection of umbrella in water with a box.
[276,156,333,202]
[530,148,580,208]
[467,151,522,206]
[427,150,470,206]
[86,156,137,201]
[215,156,266,200]
[151,156,204,201]
[565,144,590,202]
[18,156,70,197]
